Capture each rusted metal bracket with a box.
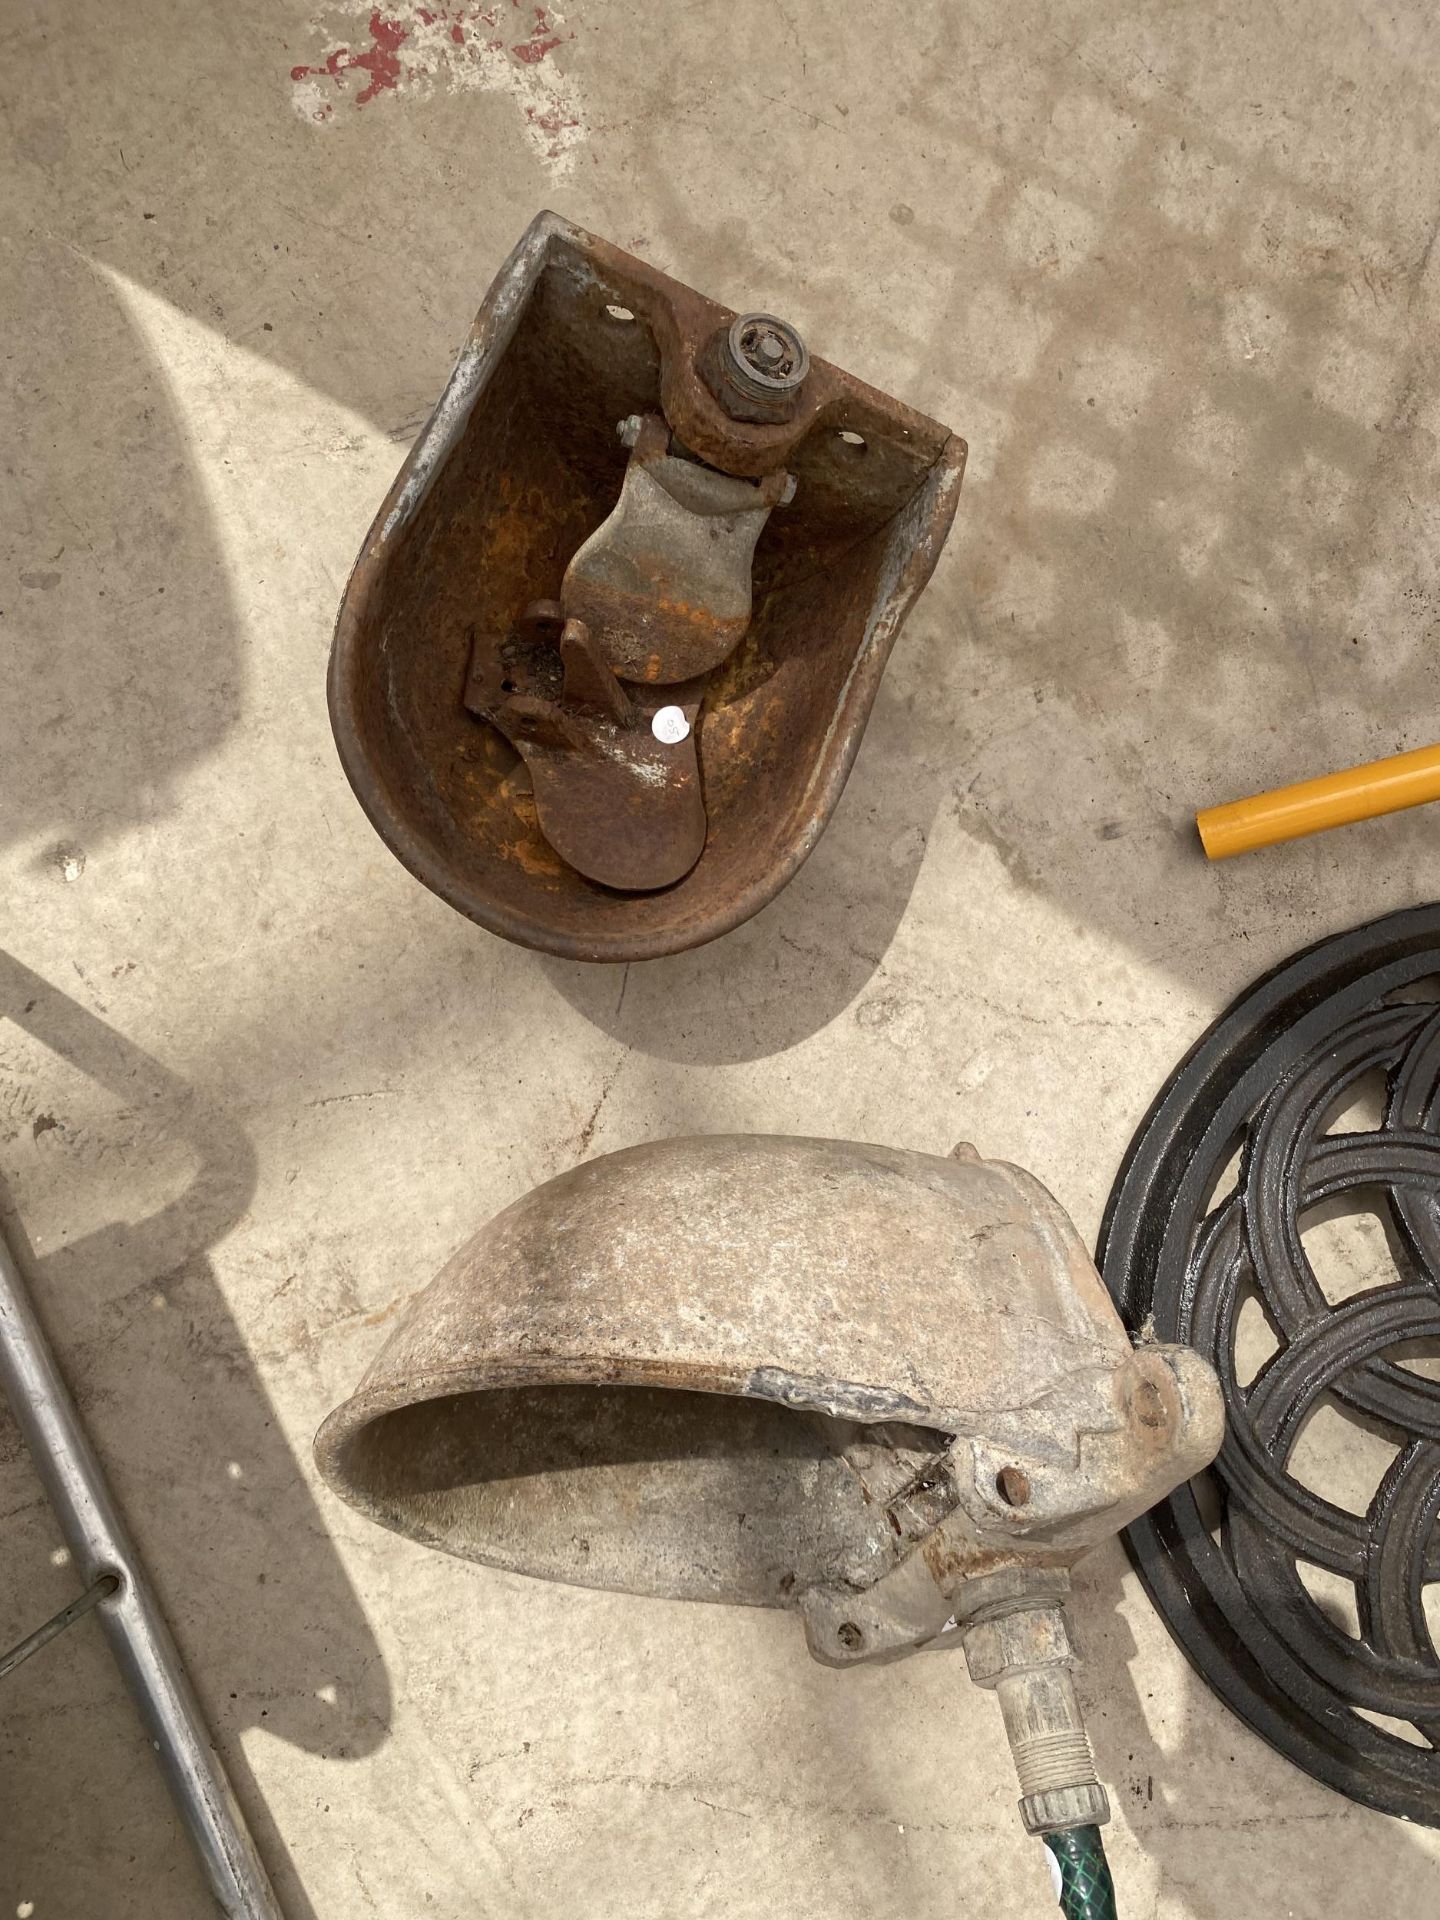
[329,212,966,958]
[468,409,791,891]
[564,413,792,686]
[458,404,789,893]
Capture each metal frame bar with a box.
[0,1570,118,1680]
[0,1214,284,1918]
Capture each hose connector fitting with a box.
[961,1585,1110,1836]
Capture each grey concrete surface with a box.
[3,1,1440,1913]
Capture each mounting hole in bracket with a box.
[837,1622,864,1650]
[995,1466,1031,1508]
[605,303,636,322]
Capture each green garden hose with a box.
[1042,1826,1117,1920]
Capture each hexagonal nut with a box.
[953,1565,1070,1624]
[962,1604,1076,1688]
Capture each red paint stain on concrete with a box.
[511,6,564,62]
[525,98,580,156]
[291,9,412,105]
[292,3,567,112]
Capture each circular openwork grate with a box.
[1100,905,1440,1823]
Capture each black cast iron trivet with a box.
[1100,904,1440,1823]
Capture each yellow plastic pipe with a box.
[1197,742,1440,860]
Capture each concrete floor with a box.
[4,0,1440,1912]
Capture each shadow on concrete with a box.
[886,50,1440,995]
[3,248,248,869]
[0,954,391,1920]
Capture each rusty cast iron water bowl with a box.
[328,213,966,961]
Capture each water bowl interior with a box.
[329,212,966,961]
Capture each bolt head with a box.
[725,313,810,396]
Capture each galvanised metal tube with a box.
[0,1216,283,1919]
